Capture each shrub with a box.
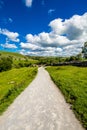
[0,56,13,72]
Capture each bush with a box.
[0,56,13,72]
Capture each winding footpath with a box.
[0,67,84,130]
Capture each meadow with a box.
[0,67,37,115]
[46,66,87,129]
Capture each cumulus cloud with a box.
[20,42,43,51]
[1,43,17,49]
[0,28,20,42]
[20,47,62,56]
[49,18,65,35]
[24,0,33,7]
[20,12,87,56]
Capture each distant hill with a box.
[0,51,38,68]
[0,51,26,59]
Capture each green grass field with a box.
[0,67,37,115]
[46,66,87,129]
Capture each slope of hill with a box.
[0,51,25,58]
[0,51,38,68]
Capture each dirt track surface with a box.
[0,67,84,130]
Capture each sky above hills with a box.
[0,0,87,56]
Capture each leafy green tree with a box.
[0,56,13,72]
[76,53,82,61]
[82,42,87,58]
[68,56,76,61]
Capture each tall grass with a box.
[47,66,87,129]
[0,67,37,115]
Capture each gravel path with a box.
[0,67,84,130]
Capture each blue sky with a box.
[0,0,87,56]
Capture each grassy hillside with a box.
[46,66,87,129]
[0,51,25,58]
[0,67,37,115]
[0,51,38,68]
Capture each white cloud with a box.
[20,12,87,56]
[48,9,55,15]
[19,47,62,56]
[0,28,20,42]
[20,49,26,55]
[49,18,65,35]
[1,43,17,49]
[25,31,70,48]
[20,42,42,51]
[24,0,33,7]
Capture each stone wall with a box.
[52,61,87,67]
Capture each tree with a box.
[82,42,87,58]
[0,56,13,72]
[76,53,82,61]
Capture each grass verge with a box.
[46,66,87,129]
[0,67,37,115]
